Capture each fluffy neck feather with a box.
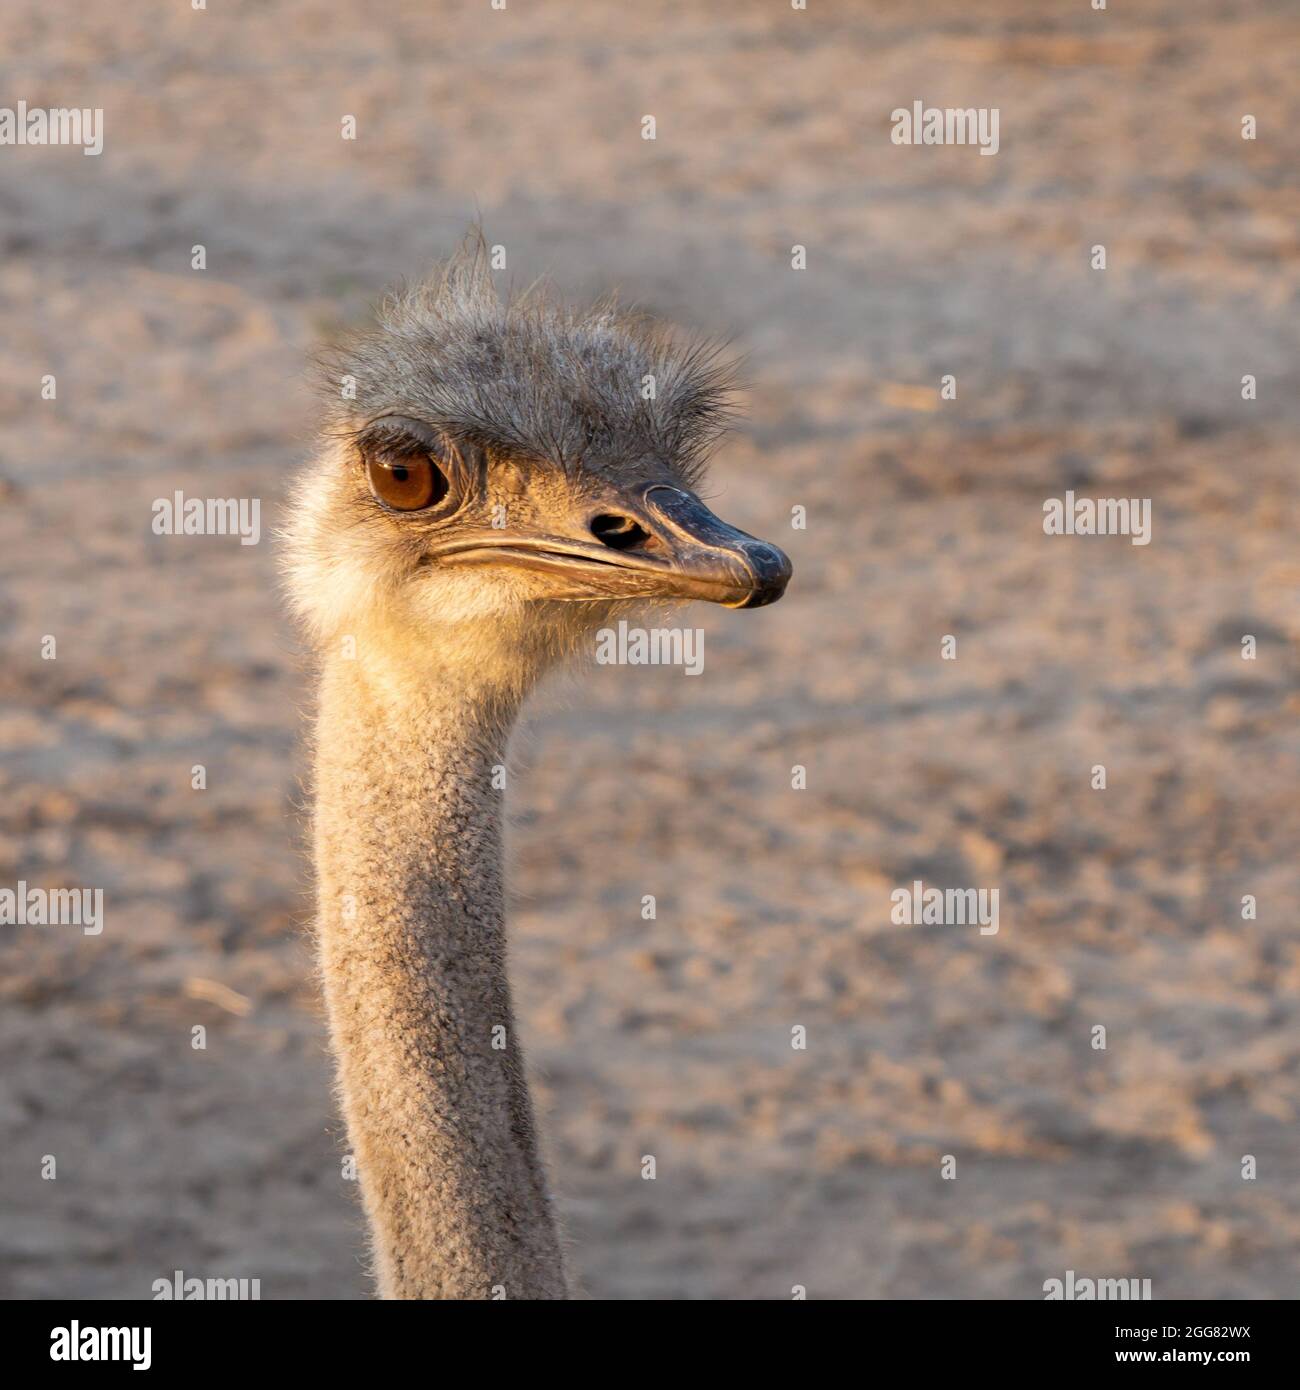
[311,640,568,1299]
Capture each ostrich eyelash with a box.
[356,415,445,462]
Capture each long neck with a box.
[311,646,568,1300]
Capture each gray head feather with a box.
[317,233,740,486]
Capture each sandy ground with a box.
[1,0,1298,1299]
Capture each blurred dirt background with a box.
[1,0,1298,1298]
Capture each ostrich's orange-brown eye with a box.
[366,454,448,511]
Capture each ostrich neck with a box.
[312,646,567,1300]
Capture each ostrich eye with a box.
[366,453,449,511]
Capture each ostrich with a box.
[283,240,791,1300]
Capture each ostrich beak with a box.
[632,485,792,608]
[435,483,792,608]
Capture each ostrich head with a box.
[284,240,791,697]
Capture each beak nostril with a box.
[590,513,652,552]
